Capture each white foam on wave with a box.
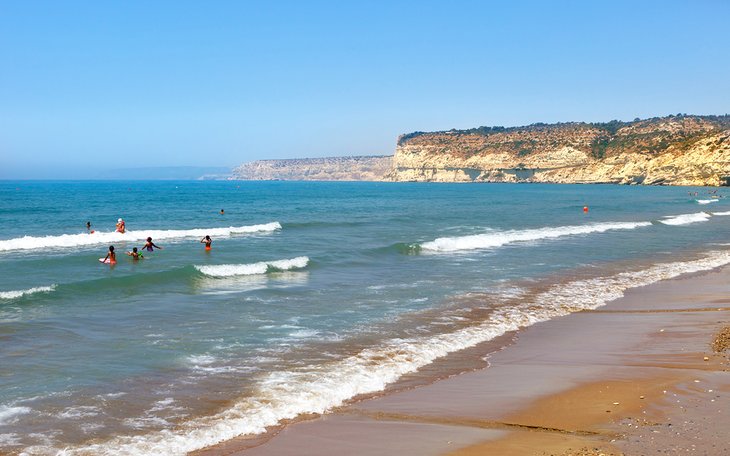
[711,210,730,216]
[696,199,718,205]
[420,221,651,253]
[194,257,309,278]
[0,405,32,425]
[59,250,730,456]
[288,329,320,339]
[186,355,217,366]
[0,433,22,446]
[184,354,253,375]
[0,222,281,253]
[57,406,101,420]
[0,285,56,300]
[658,212,711,226]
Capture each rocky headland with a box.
[231,155,392,181]
[230,115,730,186]
[388,115,730,186]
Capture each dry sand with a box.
[197,268,730,456]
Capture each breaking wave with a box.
[0,222,281,253]
[420,221,651,253]
[54,250,730,456]
[0,285,56,300]
[658,212,711,226]
[0,406,32,425]
[194,257,310,277]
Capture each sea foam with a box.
[0,223,281,253]
[0,406,32,425]
[194,257,310,277]
[658,212,711,226]
[420,221,651,252]
[58,250,730,456]
[0,285,56,300]
[696,199,718,205]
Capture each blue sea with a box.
[1,180,729,455]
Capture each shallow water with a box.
[0,181,728,455]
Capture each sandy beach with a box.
[197,267,730,456]
[4,2,730,454]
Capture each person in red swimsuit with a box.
[101,245,117,264]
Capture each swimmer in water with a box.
[141,237,162,252]
[220,209,225,215]
[86,221,92,232]
[101,245,117,264]
[200,235,212,250]
[126,247,144,260]
[116,218,126,233]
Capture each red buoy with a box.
[583,206,589,213]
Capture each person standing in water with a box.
[116,218,126,233]
[141,237,162,252]
[86,221,92,232]
[126,247,143,260]
[200,235,212,250]
[101,246,117,264]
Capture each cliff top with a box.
[241,155,392,165]
[398,114,730,146]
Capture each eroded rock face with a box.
[387,116,730,186]
[232,156,393,181]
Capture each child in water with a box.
[116,218,126,233]
[141,237,162,252]
[200,235,212,250]
[101,245,117,264]
[126,247,144,260]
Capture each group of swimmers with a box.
[87,218,128,234]
[86,218,126,234]
[688,190,723,197]
[101,237,164,265]
[96,216,213,265]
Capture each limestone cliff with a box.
[232,155,392,181]
[387,115,730,186]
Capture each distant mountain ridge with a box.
[231,156,392,181]
[95,166,232,180]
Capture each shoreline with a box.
[198,266,730,455]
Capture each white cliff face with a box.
[229,117,730,186]
[232,156,393,181]
[387,116,730,186]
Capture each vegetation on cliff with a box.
[391,115,730,186]
[398,115,730,147]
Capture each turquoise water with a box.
[1,181,729,455]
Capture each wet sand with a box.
[197,268,730,456]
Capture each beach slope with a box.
[198,267,730,455]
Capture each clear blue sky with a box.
[1,0,729,178]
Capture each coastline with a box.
[197,267,730,455]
